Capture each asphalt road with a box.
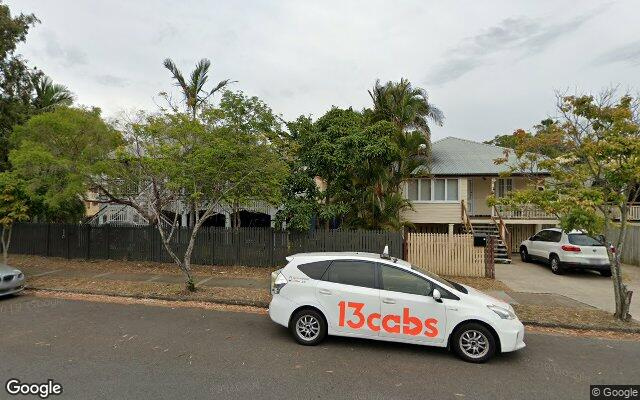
[1,294,639,400]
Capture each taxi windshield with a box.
[412,265,462,292]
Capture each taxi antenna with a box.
[381,245,391,259]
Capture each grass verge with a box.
[514,304,640,332]
[27,276,270,307]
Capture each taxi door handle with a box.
[382,298,396,304]
[318,289,332,295]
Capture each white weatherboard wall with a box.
[401,178,468,224]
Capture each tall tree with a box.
[0,172,29,264]
[484,119,569,158]
[162,58,231,119]
[32,75,74,112]
[9,107,122,216]
[210,90,289,226]
[0,3,74,170]
[0,3,39,170]
[95,107,287,290]
[493,90,639,321]
[277,107,410,231]
[368,78,444,136]
[367,79,439,224]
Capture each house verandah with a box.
[401,174,559,262]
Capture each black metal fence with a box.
[9,223,403,267]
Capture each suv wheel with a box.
[520,247,530,262]
[600,269,612,277]
[290,309,327,346]
[550,255,563,275]
[452,322,496,363]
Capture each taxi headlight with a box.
[488,304,516,320]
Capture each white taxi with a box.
[269,249,525,363]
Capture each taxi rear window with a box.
[297,261,332,279]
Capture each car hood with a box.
[460,284,513,310]
[0,263,21,275]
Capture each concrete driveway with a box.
[496,258,640,318]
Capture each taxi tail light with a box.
[561,244,581,252]
[271,271,288,294]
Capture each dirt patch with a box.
[525,325,640,341]
[27,276,271,306]
[514,304,640,331]
[444,276,511,291]
[10,254,274,279]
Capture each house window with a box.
[420,179,431,201]
[407,178,458,202]
[496,178,513,198]
[434,179,446,200]
[447,179,459,201]
[408,180,419,201]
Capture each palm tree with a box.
[366,79,444,230]
[163,58,232,119]
[32,76,74,111]
[368,78,444,137]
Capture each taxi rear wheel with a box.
[290,309,327,346]
[452,323,496,363]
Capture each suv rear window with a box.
[568,234,604,246]
[297,260,332,279]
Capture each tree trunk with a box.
[1,225,10,265]
[611,205,633,321]
[155,220,196,292]
[612,255,633,321]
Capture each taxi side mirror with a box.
[432,289,442,303]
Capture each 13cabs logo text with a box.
[338,301,439,337]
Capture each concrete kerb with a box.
[22,287,640,333]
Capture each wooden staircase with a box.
[470,224,511,264]
[461,200,512,264]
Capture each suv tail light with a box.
[561,244,581,252]
[270,270,288,294]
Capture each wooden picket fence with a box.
[608,223,640,266]
[406,233,486,277]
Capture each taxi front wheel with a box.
[291,309,327,346]
[452,322,497,363]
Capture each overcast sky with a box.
[6,0,640,141]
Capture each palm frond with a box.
[163,58,189,95]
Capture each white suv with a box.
[269,251,525,363]
[519,228,611,276]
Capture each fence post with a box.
[268,227,274,266]
[106,224,111,260]
[65,225,70,259]
[86,225,91,260]
[403,232,407,261]
[485,236,495,278]
[45,223,51,257]
[147,225,152,262]
[210,227,215,266]
[235,228,240,266]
